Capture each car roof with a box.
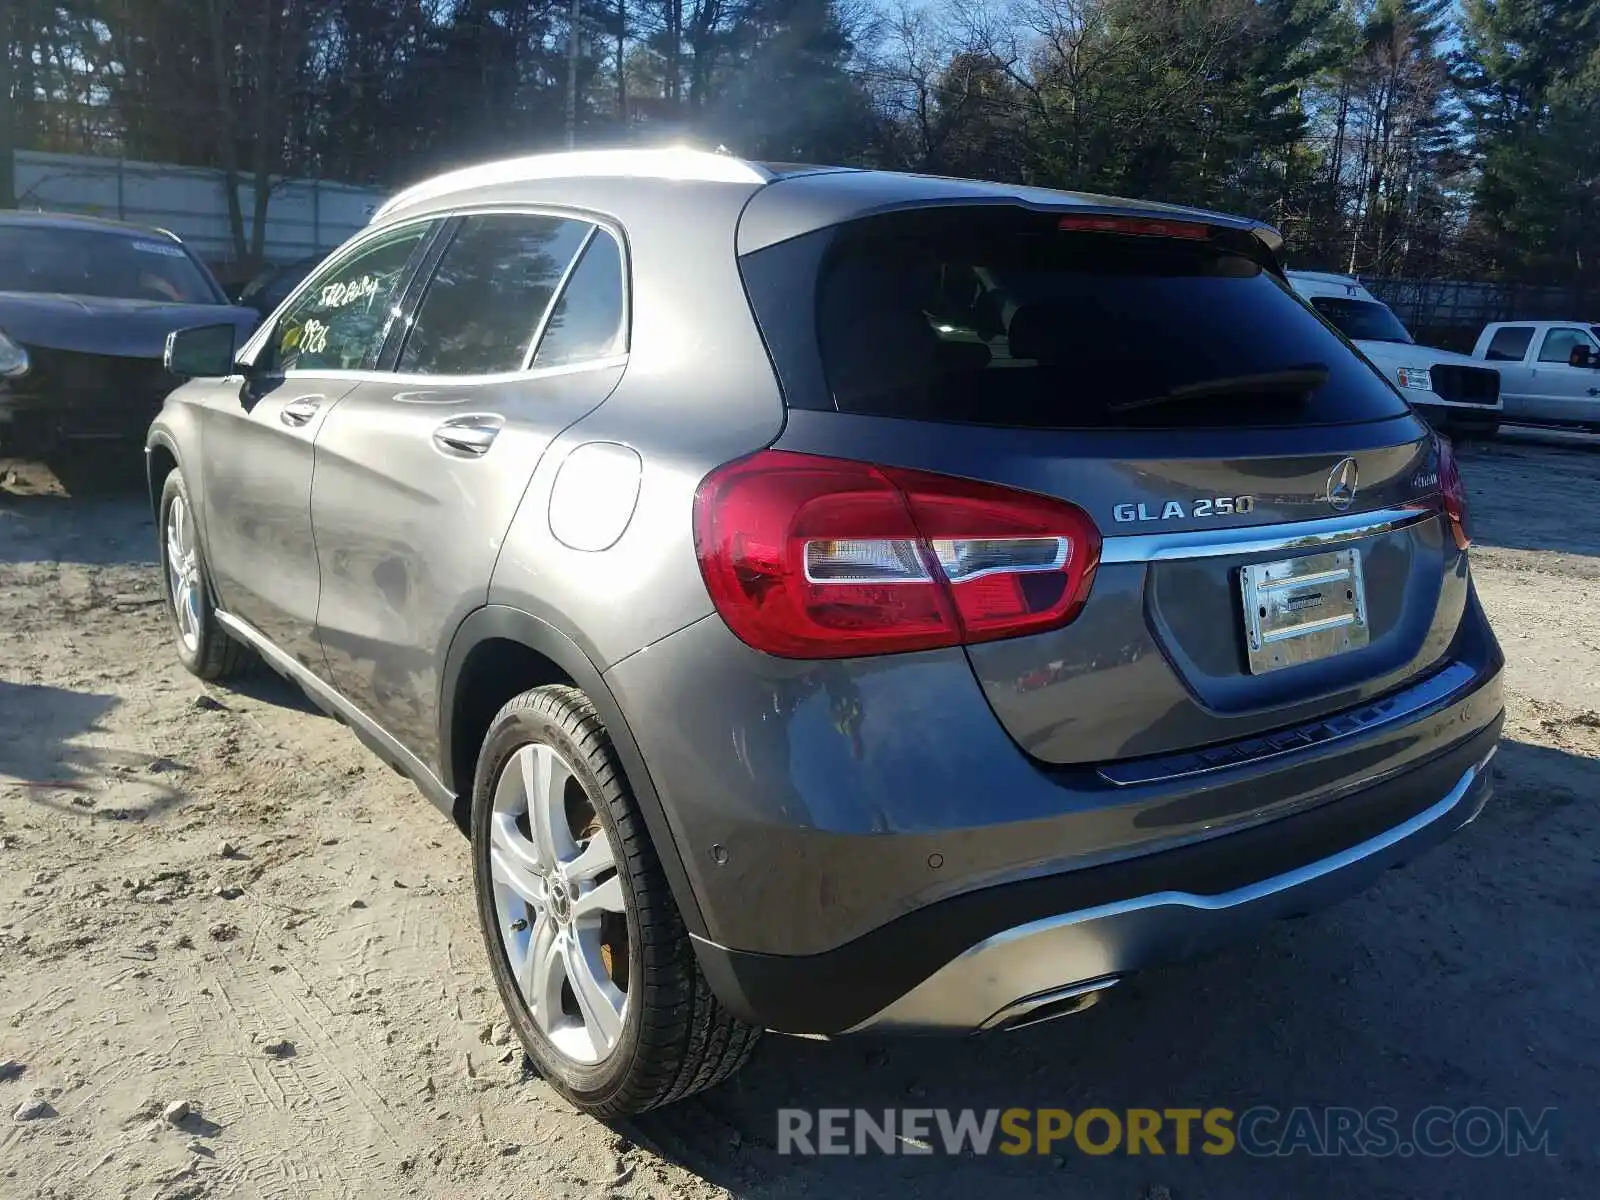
[1284,270,1381,302]
[1286,269,1359,286]
[1486,319,1591,327]
[371,147,1284,255]
[0,208,184,241]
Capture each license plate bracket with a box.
[1239,548,1369,674]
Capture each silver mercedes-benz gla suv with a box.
[148,149,1504,1117]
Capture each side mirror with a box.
[165,323,239,378]
[1569,345,1599,369]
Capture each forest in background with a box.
[2,0,1597,291]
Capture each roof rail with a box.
[372,147,772,223]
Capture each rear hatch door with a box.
[743,202,1461,765]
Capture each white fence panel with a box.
[12,150,387,265]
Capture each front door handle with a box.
[432,415,503,458]
[280,397,322,427]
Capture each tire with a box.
[471,684,760,1117]
[157,469,249,681]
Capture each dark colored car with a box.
[148,150,1504,1118]
[0,211,259,454]
[234,254,326,319]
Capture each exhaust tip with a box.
[983,976,1121,1033]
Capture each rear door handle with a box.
[432,415,504,458]
[280,397,322,427]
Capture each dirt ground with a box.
[1,436,1596,1200]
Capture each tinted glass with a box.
[273,226,429,372]
[263,270,309,313]
[1309,297,1413,344]
[532,230,626,368]
[242,258,321,315]
[1484,326,1534,361]
[399,214,591,376]
[1537,327,1598,363]
[0,224,220,303]
[809,209,1413,429]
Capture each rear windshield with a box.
[0,224,221,304]
[807,209,1412,429]
[1309,296,1414,345]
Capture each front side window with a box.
[531,229,627,369]
[1308,297,1414,344]
[271,225,431,373]
[398,214,591,376]
[1537,327,1599,364]
[1484,326,1534,362]
[0,224,222,304]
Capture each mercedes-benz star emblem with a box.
[1326,457,1359,511]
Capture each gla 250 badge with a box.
[1112,496,1257,523]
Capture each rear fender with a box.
[437,605,707,937]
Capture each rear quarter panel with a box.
[486,180,786,669]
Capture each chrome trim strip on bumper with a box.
[1097,660,1479,787]
[848,747,1496,1035]
[1099,505,1436,564]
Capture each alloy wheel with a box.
[165,494,202,653]
[488,742,630,1065]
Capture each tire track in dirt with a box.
[167,942,406,1198]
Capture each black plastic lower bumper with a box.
[1414,402,1500,436]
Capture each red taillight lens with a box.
[1435,436,1471,550]
[693,450,1102,658]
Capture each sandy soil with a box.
[1,438,1596,1199]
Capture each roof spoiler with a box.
[1250,222,1284,256]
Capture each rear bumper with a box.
[1415,395,1503,413]
[1413,400,1501,435]
[851,738,1496,1033]
[692,711,1502,1034]
[606,583,1503,956]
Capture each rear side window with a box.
[1484,326,1534,361]
[532,229,627,368]
[1537,327,1598,363]
[801,208,1412,429]
[399,214,591,376]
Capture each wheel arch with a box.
[439,605,708,937]
[144,433,181,524]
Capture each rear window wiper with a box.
[1106,366,1330,414]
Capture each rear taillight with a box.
[693,450,1102,659]
[1436,435,1471,550]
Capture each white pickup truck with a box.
[1286,270,1503,437]
[1470,321,1600,429]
